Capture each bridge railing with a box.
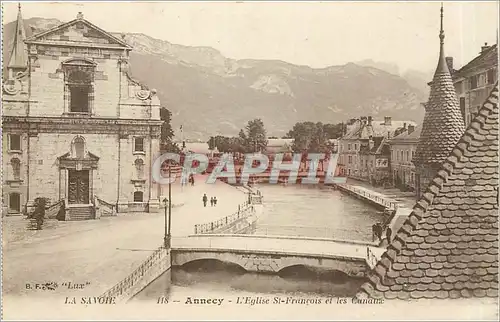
[338,184,399,211]
[255,224,368,241]
[171,234,381,262]
[194,201,254,234]
[100,245,169,300]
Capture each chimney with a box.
[77,12,84,19]
[408,124,415,134]
[403,122,407,130]
[445,56,454,72]
[367,116,372,126]
[384,116,392,126]
[481,42,490,53]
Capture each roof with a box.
[360,136,385,154]
[342,119,417,140]
[453,44,498,80]
[7,5,28,69]
[413,11,465,165]
[25,13,132,50]
[356,82,499,300]
[390,126,423,143]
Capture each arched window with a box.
[9,193,21,212]
[63,60,95,114]
[133,191,143,202]
[11,158,20,180]
[74,137,85,159]
[135,158,144,179]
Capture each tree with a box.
[160,107,180,153]
[207,136,216,150]
[244,119,268,152]
[286,121,338,153]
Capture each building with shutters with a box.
[2,7,162,219]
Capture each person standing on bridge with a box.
[210,197,214,207]
[202,194,208,207]
[386,227,392,244]
[213,196,218,206]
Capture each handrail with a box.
[45,199,65,219]
[337,183,399,211]
[194,202,254,234]
[46,199,64,211]
[96,196,115,210]
[100,245,168,299]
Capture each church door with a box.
[68,170,90,204]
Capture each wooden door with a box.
[68,170,89,204]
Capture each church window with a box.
[135,159,145,179]
[9,134,21,151]
[11,158,21,180]
[133,191,143,202]
[63,60,95,114]
[74,137,85,159]
[134,137,145,152]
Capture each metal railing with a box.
[194,201,254,234]
[100,245,169,300]
[338,184,399,210]
[254,224,367,241]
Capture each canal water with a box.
[134,184,383,301]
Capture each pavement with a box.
[1,174,247,300]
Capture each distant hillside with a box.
[3,17,427,140]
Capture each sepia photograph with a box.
[1,1,499,320]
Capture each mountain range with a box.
[3,17,428,140]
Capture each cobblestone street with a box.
[2,174,247,300]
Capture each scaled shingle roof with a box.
[413,22,466,165]
[356,82,499,300]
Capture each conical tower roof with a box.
[7,3,28,69]
[413,4,465,165]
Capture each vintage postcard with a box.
[1,1,499,320]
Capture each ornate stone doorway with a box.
[68,170,90,204]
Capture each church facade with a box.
[2,9,162,219]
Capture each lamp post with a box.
[163,166,172,248]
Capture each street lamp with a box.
[163,166,172,248]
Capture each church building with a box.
[2,7,163,219]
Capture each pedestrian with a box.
[386,227,392,244]
[191,174,195,186]
[210,197,214,207]
[213,196,218,206]
[202,194,208,207]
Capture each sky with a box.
[1,1,498,73]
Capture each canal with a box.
[134,184,383,301]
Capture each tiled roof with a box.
[343,120,416,140]
[7,5,28,69]
[356,82,499,300]
[390,126,422,143]
[453,45,498,79]
[413,37,466,165]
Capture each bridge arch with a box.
[179,258,246,273]
[171,250,367,277]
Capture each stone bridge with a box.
[171,234,385,277]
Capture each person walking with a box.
[386,227,392,244]
[213,196,218,206]
[202,194,208,207]
[210,197,214,207]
